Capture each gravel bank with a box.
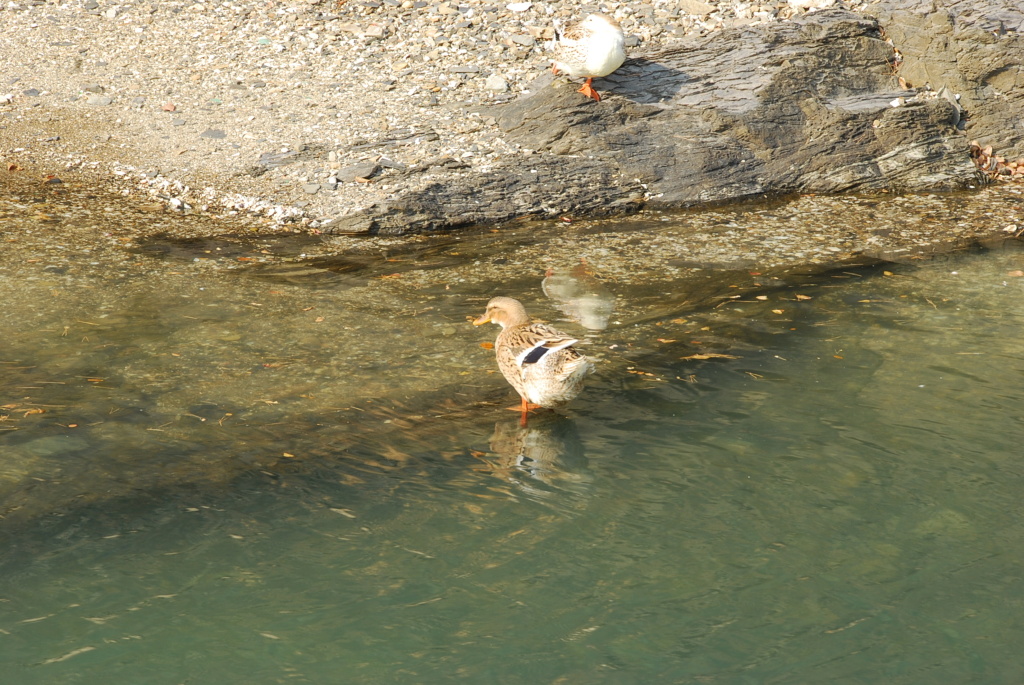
[1,0,862,231]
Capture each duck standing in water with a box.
[474,297,594,426]
[550,13,626,102]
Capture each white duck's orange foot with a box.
[577,78,601,102]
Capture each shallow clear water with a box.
[3,191,1024,682]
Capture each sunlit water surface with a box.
[3,205,1024,683]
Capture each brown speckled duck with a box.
[474,296,594,425]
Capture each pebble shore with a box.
[1,0,859,231]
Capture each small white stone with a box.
[788,0,836,8]
[484,74,508,92]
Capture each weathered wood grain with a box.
[325,6,1015,235]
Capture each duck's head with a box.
[473,296,531,329]
[583,13,622,36]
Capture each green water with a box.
[3,200,1024,682]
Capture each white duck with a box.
[551,13,626,102]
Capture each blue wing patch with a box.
[521,346,550,365]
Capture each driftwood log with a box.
[325,2,1023,235]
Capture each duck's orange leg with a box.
[505,396,543,426]
[577,77,601,102]
[505,398,544,413]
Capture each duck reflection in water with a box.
[541,258,616,331]
[474,413,592,503]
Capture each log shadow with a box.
[520,57,690,106]
[599,57,692,103]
